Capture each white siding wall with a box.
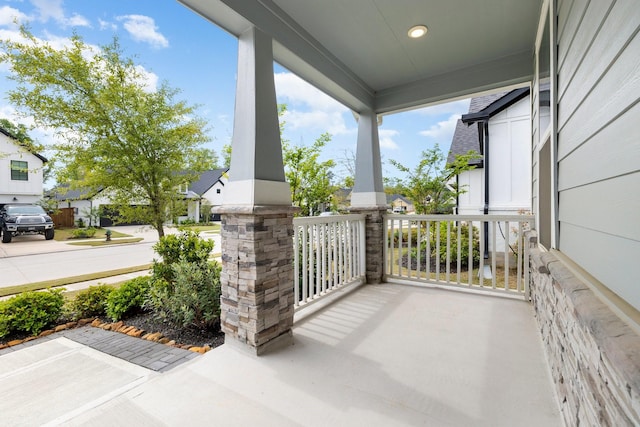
[556,0,640,310]
[456,168,483,214]
[202,182,224,206]
[0,134,45,204]
[457,95,532,216]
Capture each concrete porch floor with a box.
[2,283,562,426]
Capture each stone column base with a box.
[349,206,387,284]
[213,205,298,355]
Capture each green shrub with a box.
[152,230,213,283]
[71,227,97,239]
[409,221,480,268]
[105,276,151,321]
[392,227,419,246]
[69,285,114,319]
[0,289,65,337]
[147,260,221,328]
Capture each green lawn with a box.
[67,237,143,246]
[177,223,220,233]
[54,227,131,241]
[0,264,153,297]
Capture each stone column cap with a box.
[213,205,300,215]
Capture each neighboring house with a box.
[188,168,228,220]
[387,194,413,213]
[449,89,531,254]
[0,127,47,207]
[51,186,148,227]
[449,88,531,216]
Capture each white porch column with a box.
[351,111,386,207]
[350,111,387,284]
[224,26,291,206]
[215,26,296,355]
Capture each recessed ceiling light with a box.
[408,25,428,39]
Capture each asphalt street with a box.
[0,225,221,288]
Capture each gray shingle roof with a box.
[190,168,228,195]
[49,184,102,201]
[447,91,510,164]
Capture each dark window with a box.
[216,189,221,194]
[11,160,28,181]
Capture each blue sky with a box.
[0,0,470,183]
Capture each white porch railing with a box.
[385,214,535,298]
[293,214,366,309]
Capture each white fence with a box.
[385,214,535,298]
[293,214,366,309]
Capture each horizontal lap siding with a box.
[557,0,640,310]
[559,222,640,310]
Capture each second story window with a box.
[11,160,28,181]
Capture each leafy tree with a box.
[283,134,336,216]
[0,28,213,238]
[389,144,479,214]
[222,143,232,168]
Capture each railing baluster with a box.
[446,220,451,283]
[407,219,413,279]
[302,224,308,303]
[435,220,440,282]
[517,221,523,292]
[389,217,395,276]
[491,220,497,289]
[504,220,510,291]
[294,224,300,307]
[426,221,431,279]
[398,219,404,277]
[468,221,473,287]
[417,220,422,278]
[479,223,485,288]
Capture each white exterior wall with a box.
[555,0,640,311]
[457,95,532,216]
[202,180,225,206]
[456,168,483,215]
[0,134,45,205]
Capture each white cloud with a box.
[0,5,30,27]
[30,0,90,27]
[419,114,461,140]
[134,65,159,92]
[98,18,117,31]
[274,72,352,136]
[379,129,399,150]
[116,15,168,49]
[66,13,90,27]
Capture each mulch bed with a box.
[0,311,225,352]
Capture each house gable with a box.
[0,128,47,205]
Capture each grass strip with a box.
[0,264,153,297]
[66,238,144,246]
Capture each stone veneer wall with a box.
[527,232,640,426]
[349,207,386,284]
[217,206,297,355]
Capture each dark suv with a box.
[0,204,55,243]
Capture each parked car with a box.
[0,204,55,243]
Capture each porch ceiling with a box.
[178,0,541,113]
